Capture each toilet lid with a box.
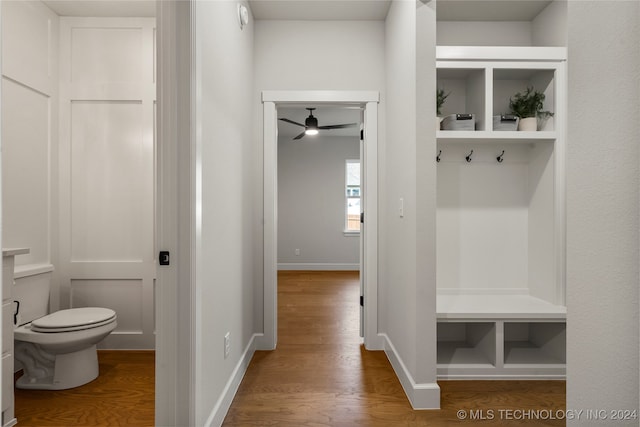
[31,307,117,333]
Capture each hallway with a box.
[223,271,565,426]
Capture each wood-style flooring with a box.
[13,271,565,426]
[223,270,566,426]
[14,350,154,426]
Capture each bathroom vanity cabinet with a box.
[436,47,567,379]
[2,248,28,427]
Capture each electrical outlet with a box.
[295,248,300,256]
[224,332,231,359]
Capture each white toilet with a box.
[13,270,117,390]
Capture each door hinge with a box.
[360,129,364,141]
[360,212,364,223]
[360,296,364,306]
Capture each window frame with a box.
[344,158,361,236]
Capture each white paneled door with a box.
[58,18,156,349]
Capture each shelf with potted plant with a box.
[436,47,564,143]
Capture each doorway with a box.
[261,91,383,352]
[2,1,156,424]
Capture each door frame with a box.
[155,1,196,424]
[260,90,383,351]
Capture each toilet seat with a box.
[31,307,116,333]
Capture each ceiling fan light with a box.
[305,128,319,136]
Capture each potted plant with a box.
[437,88,450,129]
[509,86,553,131]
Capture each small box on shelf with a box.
[493,114,519,131]
[441,113,475,131]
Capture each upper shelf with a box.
[436,46,567,62]
[437,130,557,143]
[437,46,566,134]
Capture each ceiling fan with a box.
[279,108,357,140]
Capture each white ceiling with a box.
[278,106,361,140]
[41,0,552,22]
[43,0,156,17]
[249,0,391,20]
[42,0,391,19]
[436,0,552,22]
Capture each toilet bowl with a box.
[14,307,117,390]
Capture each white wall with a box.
[254,20,386,92]
[532,1,567,47]
[383,0,418,385]
[1,1,58,271]
[57,16,156,349]
[195,1,256,425]
[437,21,532,46]
[566,2,639,424]
[381,0,439,408]
[278,135,359,269]
[2,2,157,350]
[438,0,567,48]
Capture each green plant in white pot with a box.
[509,86,553,131]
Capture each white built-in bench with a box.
[436,294,566,379]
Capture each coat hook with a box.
[465,150,473,163]
[436,150,441,163]
[497,150,505,163]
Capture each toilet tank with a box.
[13,265,54,326]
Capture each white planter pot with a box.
[538,115,554,131]
[518,117,537,131]
[437,116,443,130]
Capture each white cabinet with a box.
[2,249,28,427]
[435,47,566,379]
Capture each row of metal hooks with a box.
[436,150,505,163]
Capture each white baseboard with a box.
[278,263,359,271]
[381,333,441,410]
[365,333,386,351]
[206,333,258,427]
[253,333,274,351]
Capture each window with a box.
[345,159,361,233]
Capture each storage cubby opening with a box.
[437,322,496,366]
[437,68,486,131]
[504,322,566,365]
[436,142,558,303]
[493,68,556,131]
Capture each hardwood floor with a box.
[223,271,566,426]
[13,272,565,426]
[14,350,154,426]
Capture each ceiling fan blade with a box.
[279,118,305,127]
[293,131,306,140]
[318,123,358,130]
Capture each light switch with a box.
[399,198,404,218]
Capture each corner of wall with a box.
[382,334,441,409]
